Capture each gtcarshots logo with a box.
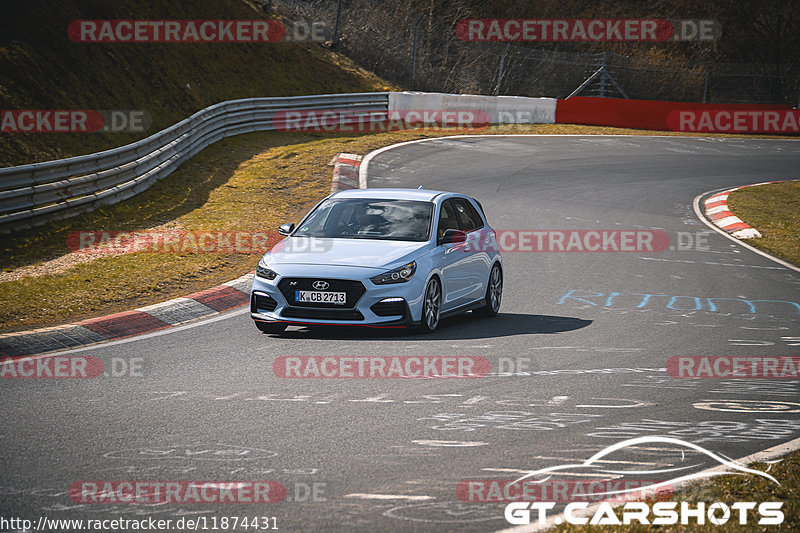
[1,110,150,133]
[273,109,490,133]
[456,19,720,42]
[68,20,286,43]
[503,436,784,527]
[506,500,784,526]
[273,356,490,378]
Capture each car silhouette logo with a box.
[312,281,330,290]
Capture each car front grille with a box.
[277,278,366,309]
[281,307,365,321]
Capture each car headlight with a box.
[256,257,278,280]
[371,261,416,285]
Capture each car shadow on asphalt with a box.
[266,312,592,340]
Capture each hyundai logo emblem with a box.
[312,281,330,290]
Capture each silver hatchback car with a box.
[250,188,503,333]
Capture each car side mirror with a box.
[439,229,466,245]
[278,223,295,236]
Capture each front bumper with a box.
[250,265,425,328]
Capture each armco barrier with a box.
[0,93,389,233]
[389,91,557,124]
[4,91,793,233]
[555,96,796,133]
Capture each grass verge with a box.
[726,180,800,267]
[550,448,799,532]
[1,123,797,333]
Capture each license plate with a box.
[295,290,346,304]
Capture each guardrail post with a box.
[409,14,427,90]
[494,44,510,96]
[599,51,609,98]
[332,0,343,48]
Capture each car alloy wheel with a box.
[421,277,441,332]
[474,263,502,317]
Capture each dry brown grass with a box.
[727,180,800,267]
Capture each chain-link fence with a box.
[265,0,799,106]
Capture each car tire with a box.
[474,263,502,318]
[255,321,287,334]
[419,277,441,333]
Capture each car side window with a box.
[452,198,484,232]
[437,199,460,240]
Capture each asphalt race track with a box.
[2,135,800,532]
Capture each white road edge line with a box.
[693,187,800,273]
[359,134,800,190]
[490,435,800,533]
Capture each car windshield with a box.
[293,198,433,241]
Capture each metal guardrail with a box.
[0,92,389,232]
